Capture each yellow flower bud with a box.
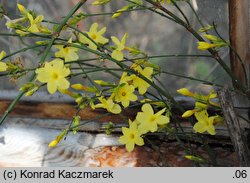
[48,129,67,148]
[182,110,196,118]
[72,115,81,135]
[71,84,84,90]
[94,80,114,86]
[198,25,214,33]
[48,140,59,148]
[112,5,131,19]
[92,0,112,5]
[195,102,208,110]
[204,34,219,42]
[35,41,50,45]
[71,84,98,93]
[17,3,27,14]
[0,51,6,60]
[0,62,7,72]
[177,88,195,97]
[197,42,217,50]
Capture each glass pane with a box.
[0,0,232,96]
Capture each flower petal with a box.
[135,137,144,146]
[142,103,154,115]
[155,115,170,125]
[193,122,207,133]
[58,78,70,90]
[47,81,57,94]
[125,141,135,152]
[89,22,98,33]
[111,50,123,61]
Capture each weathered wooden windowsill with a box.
[0,90,237,167]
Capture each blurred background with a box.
[0,0,232,96]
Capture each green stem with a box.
[172,0,190,26]
[186,1,206,28]
[65,54,213,65]
[144,0,246,92]
[213,24,248,88]
[0,0,87,126]
[3,45,43,60]
[82,7,150,17]
[161,70,224,88]
[0,68,36,77]
[72,43,184,112]
[0,32,52,39]
[125,0,176,21]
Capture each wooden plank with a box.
[0,100,138,123]
[0,121,238,167]
[0,99,231,139]
[2,117,230,140]
[0,123,120,167]
[229,0,249,87]
[0,90,195,124]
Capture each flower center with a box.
[64,47,69,53]
[121,92,126,96]
[91,34,97,40]
[51,72,59,80]
[129,133,135,140]
[128,80,133,85]
[149,116,156,122]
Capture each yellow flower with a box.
[55,38,79,62]
[0,51,7,72]
[177,88,219,107]
[8,4,50,36]
[130,65,153,95]
[119,120,144,152]
[111,83,137,107]
[35,59,70,94]
[197,35,228,51]
[119,72,133,84]
[79,22,109,50]
[136,103,170,134]
[177,88,195,97]
[26,13,50,34]
[197,42,217,50]
[193,110,216,135]
[196,90,219,107]
[27,13,44,33]
[94,96,121,114]
[111,33,128,61]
